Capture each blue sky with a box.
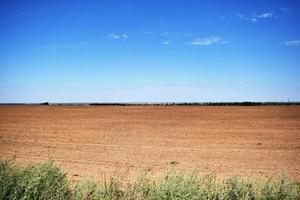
[0,0,300,103]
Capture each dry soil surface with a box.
[0,106,300,181]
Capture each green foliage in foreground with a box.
[1,158,300,200]
[0,158,70,200]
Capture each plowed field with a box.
[0,106,300,181]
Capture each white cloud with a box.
[281,7,289,12]
[281,40,300,46]
[122,34,128,39]
[185,33,194,37]
[109,33,128,40]
[160,32,169,36]
[237,12,276,22]
[145,31,156,34]
[188,36,224,46]
[161,40,171,45]
[144,31,195,38]
[237,14,257,22]
[257,12,274,19]
[109,33,121,39]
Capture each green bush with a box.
[1,158,300,200]
[0,158,70,200]
[72,177,125,200]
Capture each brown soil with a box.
[0,106,300,181]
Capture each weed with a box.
[1,158,300,200]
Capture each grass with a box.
[0,158,300,200]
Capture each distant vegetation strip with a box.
[88,102,300,106]
[1,158,300,200]
[1,101,300,106]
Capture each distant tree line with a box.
[89,102,300,106]
[1,102,300,106]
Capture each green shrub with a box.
[220,177,256,200]
[72,178,102,200]
[0,158,70,200]
[258,173,300,200]
[1,158,300,200]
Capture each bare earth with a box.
[0,106,300,181]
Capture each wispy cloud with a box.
[281,40,300,46]
[109,33,120,39]
[187,36,225,46]
[237,14,258,22]
[280,7,289,12]
[161,40,171,45]
[109,33,128,40]
[237,12,276,22]
[160,32,169,36]
[145,31,195,39]
[257,12,274,19]
[184,33,194,37]
[145,31,156,34]
[40,42,87,49]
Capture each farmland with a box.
[0,105,300,181]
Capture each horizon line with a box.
[1,101,300,106]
